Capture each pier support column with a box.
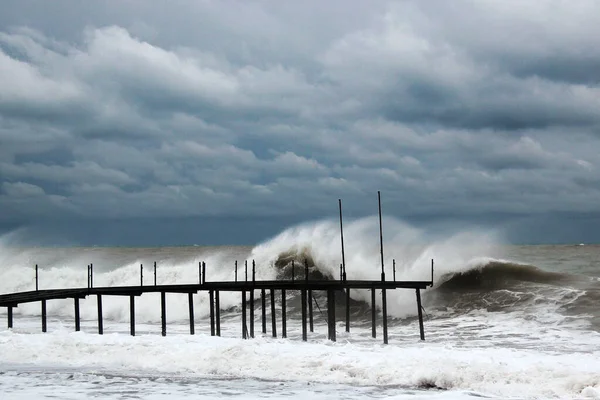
[42,300,47,333]
[345,288,350,333]
[249,290,254,338]
[74,298,80,332]
[416,289,425,340]
[7,306,13,329]
[242,290,247,339]
[129,295,135,336]
[382,289,388,344]
[308,289,314,332]
[209,290,215,336]
[161,292,166,337]
[270,289,277,337]
[215,291,221,336]
[188,293,195,335]
[371,289,376,338]
[281,289,287,338]
[261,289,266,334]
[301,289,307,341]
[97,294,103,335]
[327,289,336,342]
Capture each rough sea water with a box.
[1,217,599,399]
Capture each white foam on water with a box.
[1,323,599,399]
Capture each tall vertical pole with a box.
[74,298,80,332]
[188,292,195,335]
[209,290,215,336]
[270,289,277,337]
[41,300,47,333]
[140,264,144,286]
[261,289,267,334]
[161,291,166,337]
[202,262,206,284]
[154,261,157,286]
[371,288,376,338]
[416,289,425,340]
[393,259,396,281]
[35,264,39,291]
[90,263,93,288]
[378,191,388,343]
[97,294,103,335]
[301,289,307,341]
[245,260,248,282]
[378,191,385,282]
[339,199,346,280]
[242,290,247,339]
[281,289,287,338]
[129,295,135,336]
[215,291,221,336]
[235,260,238,282]
[198,261,202,284]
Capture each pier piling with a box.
[382,289,388,344]
[209,290,215,336]
[281,289,287,338]
[327,289,336,342]
[161,292,166,337]
[301,289,307,341]
[74,298,80,332]
[249,290,255,338]
[270,289,277,337]
[215,291,221,336]
[371,289,376,338]
[42,299,47,333]
[129,295,135,336]
[416,289,425,340]
[7,306,12,329]
[188,293,195,335]
[261,289,267,334]
[308,290,314,332]
[345,288,350,332]
[242,290,247,339]
[97,294,103,335]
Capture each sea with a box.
[1,217,599,399]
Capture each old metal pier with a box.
[0,192,435,343]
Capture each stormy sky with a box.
[1,0,600,245]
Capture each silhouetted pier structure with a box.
[0,192,435,343]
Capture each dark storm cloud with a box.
[1,0,600,244]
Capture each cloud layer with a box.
[1,0,599,243]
